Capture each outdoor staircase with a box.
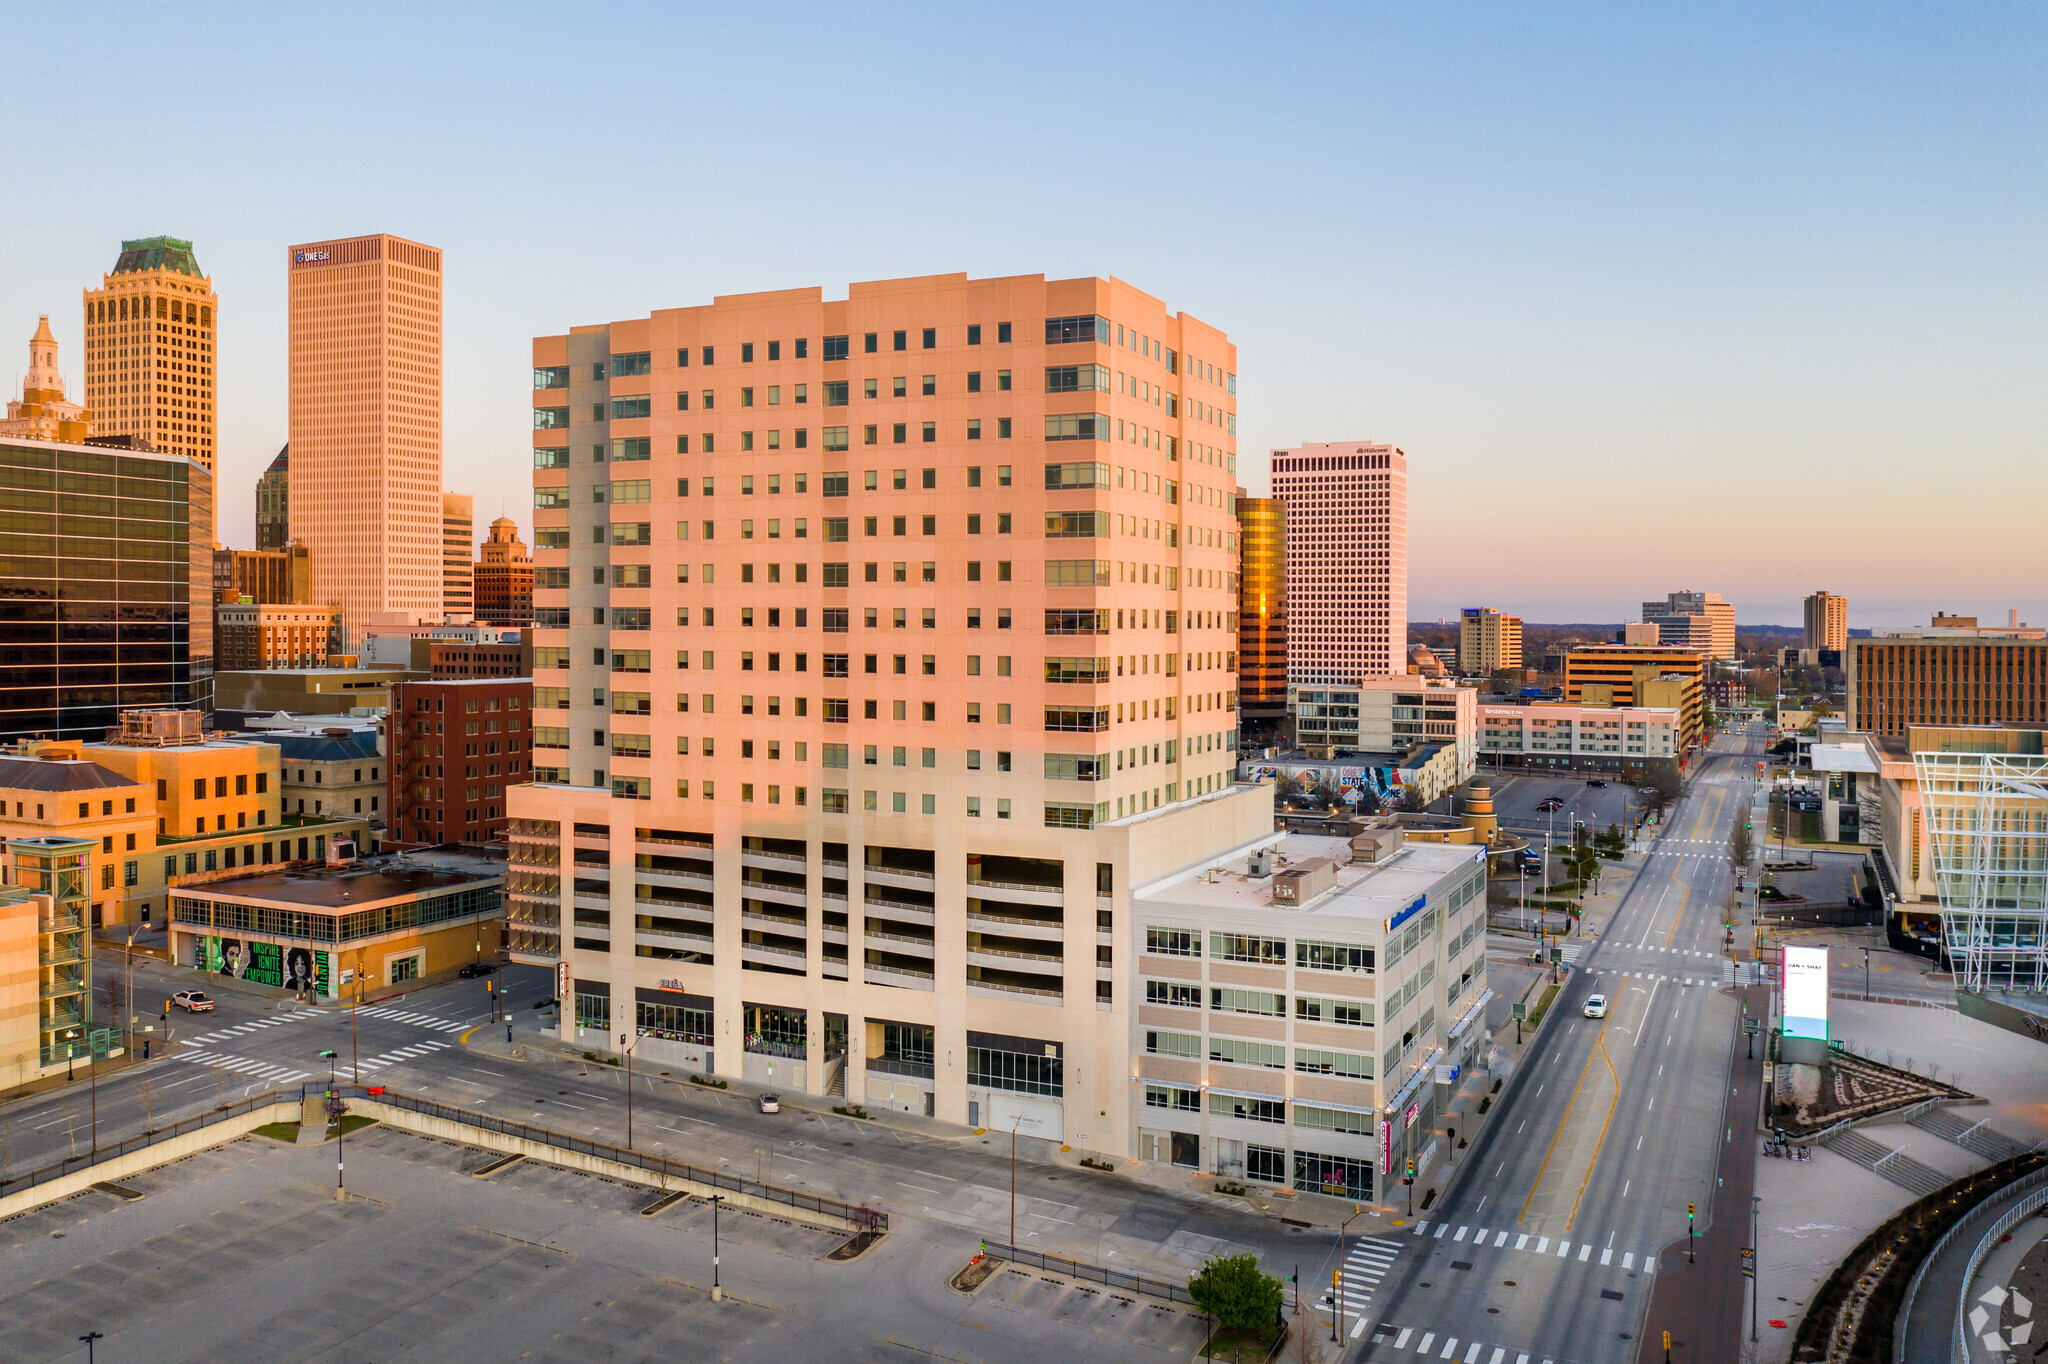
[1909,1106,2038,1163]
[825,1057,847,1098]
[1818,1128,1952,1198]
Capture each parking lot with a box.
[1480,770,1648,842]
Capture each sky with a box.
[3,4,2041,627]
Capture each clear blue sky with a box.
[5,4,2040,627]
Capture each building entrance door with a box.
[1171,1132,1199,1168]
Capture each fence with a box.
[1948,1168,2048,1364]
[0,1087,285,1199]
[1889,1162,2048,1364]
[980,1242,1197,1308]
[346,1086,883,1231]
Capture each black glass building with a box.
[0,437,213,740]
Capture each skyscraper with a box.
[1269,442,1407,683]
[81,237,218,473]
[1458,607,1523,675]
[1804,590,1848,653]
[442,492,474,623]
[255,444,289,549]
[504,272,1264,1154]
[1235,495,1286,728]
[287,234,444,644]
[474,517,535,627]
[1641,590,1736,660]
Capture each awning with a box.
[1447,990,1496,1041]
[1208,1086,1285,1105]
[1138,1076,1201,1093]
[1292,1098,1380,1118]
[1384,1047,1444,1114]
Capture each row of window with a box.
[1142,1087,1373,1134]
[1143,928,1377,974]
[1145,980,1376,1026]
[1143,1030,1377,1079]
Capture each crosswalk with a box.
[178,1009,323,1046]
[354,1006,469,1033]
[1367,1324,1572,1363]
[1408,1220,1655,1276]
[1321,1234,1403,1334]
[177,1050,311,1085]
[353,1037,455,1072]
[1581,967,1708,987]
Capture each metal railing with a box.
[1946,1167,2048,1363]
[1891,1161,2048,1364]
[981,1242,1196,1308]
[0,1086,288,1199]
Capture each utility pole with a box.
[1750,1194,1761,1343]
[1009,1115,1023,1247]
[351,946,363,1084]
[618,1031,638,1149]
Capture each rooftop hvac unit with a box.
[1246,848,1274,877]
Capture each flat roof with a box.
[1809,743,1880,774]
[1139,833,1483,923]
[176,853,502,910]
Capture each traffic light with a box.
[1687,1201,1695,1221]
[1406,1158,1416,1179]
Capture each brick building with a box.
[386,678,532,847]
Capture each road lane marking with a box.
[1514,1234,1528,1250]
[1454,1226,1468,1241]
[1395,1329,1412,1347]
[1577,1243,1591,1261]
[1623,1252,1635,1269]
[896,1181,940,1193]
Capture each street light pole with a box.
[79,1332,102,1364]
[1750,1194,1761,1343]
[618,1032,639,1149]
[1010,1116,1023,1247]
[710,1193,723,1300]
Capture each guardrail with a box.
[1890,1163,2048,1364]
[0,1088,287,1198]
[981,1241,1197,1308]
[1948,1169,2048,1364]
[348,1087,883,1233]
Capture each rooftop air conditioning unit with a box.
[1246,849,1274,877]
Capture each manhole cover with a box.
[1487,1307,1500,1315]
[1619,1333,1633,1341]
[1419,1282,1432,1289]
[1503,1280,1516,1287]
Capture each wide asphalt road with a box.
[1349,723,1766,1364]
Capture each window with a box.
[610,396,651,420]
[1044,462,1111,490]
[1145,1084,1201,1113]
[922,327,936,349]
[1045,510,1106,538]
[1042,753,1106,781]
[1044,364,1111,393]
[610,351,650,377]
[1144,980,1201,1008]
[967,1043,1062,1096]
[533,365,569,389]
[1211,932,1286,965]
[823,335,849,362]
[1043,802,1097,830]
[1207,1037,1286,1070]
[1045,609,1109,635]
[1210,988,1286,1017]
[1294,1105,1372,1135]
[1209,1093,1286,1125]
[1044,413,1107,442]
[1295,996,1371,1027]
[1044,560,1110,588]
[1144,927,1199,957]
[1044,706,1109,732]
[1045,314,1110,345]
[1044,656,1110,684]
[1144,1030,1200,1059]
[1295,940,1375,974]
[1293,1048,1374,1080]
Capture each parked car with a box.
[457,962,497,978]
[756,1092,782,1114]
[1582,994,1609,1019]
[1536,797,1565,812]
[173,989,214,1012]
[1585,778,1608,788]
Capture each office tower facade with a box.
[213,543,313,605]
[506,273,1266,1156]
[442,492,475,623]
[1848,623,2048,737]
[215,602,341,669]
[255,444,289,548]
[1641,590,1736,660]
[1,317,92,442]
[1804,590,1848,653]
[1235,495,1286,727]
[1562,643,1705,750]
[1457,607,1522,675]
[387,677,533,847]
[474,516,535,627]
[0,437,212,741]
[81,237,217,473]
[1270,442,1407,684]
[287,234,444,644]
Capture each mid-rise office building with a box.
[1271,442,1407,683]
[272,727,384,828]
[1562,643,1706,751]
[1288,676,1478,778]
[81,237,218,477]
[442,491,474,623]
[215,602,342,670]
[1848,620,2048,737]
[1,317,92,443]
[1804,590,1848,653]
[475,516,535,627]
[287,234,444,643]
[213,542,313,605]
[507,272,1266,1158]
[387,677,533,847]
[1479,701,1681,773]
[1,835,102,1077]
[0,435,213,742]
[1641,590,1735,660]
[1236,495,1286,728]
[1457,608,1522,676]
[255,444,290,549]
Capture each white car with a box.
[756,1092,782,1114]
[1582,994,1609,1019]
[173,989,214,1012]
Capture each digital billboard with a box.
[1782,945,1830,1041]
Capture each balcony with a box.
[863,865,935,894]
[862,897,935,927]
[863,928,935,957]
[41,1004,85,1032]
[572,893,613,913]
[864,963,936,991]
[966,912,1064,941]
[966,978,1061,1003]
[969,878,1065,907]
[639,865,715,891]
[742,910,806,934]
[821,923,848,945]
[637,832,713,851]
[741,880,808,909]
[37,910,81,934]
[638,898,714,924]
[966,944,1062,969]
[741,848,808,869]
[40,941,85,968]
[637,924,712,948]
[41,971,87,999]
[741,941,807,967]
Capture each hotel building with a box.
[80,237,218,478]
[287,234,444,643]
[1804,590,1848,654]
[1270,442,1407,684]
[1235,496,1287,730]
[1479,701,1681,773]
[507,273,1266,1157]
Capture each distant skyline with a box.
[2,5,2040,625]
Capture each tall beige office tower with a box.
[1804,590,1848,653]
[1271,441,1407,683]
[1642,590,1736,660]
[82,236,218,475]
[287,233,444,643]
[1458,607,1522,675]
[442,492,474,623]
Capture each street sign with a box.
[1549,947,1563,962]
[1741,1246,1755,1279]
[1512,1003,1527,1021]
[1744,1017,1761,1036]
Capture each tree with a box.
[1187,1253,1284,1334]
[1728,817,1753,870]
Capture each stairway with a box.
[825,1057,847,1098]
[1818,1128,1953,1198]
[1909,1106,2038,1163]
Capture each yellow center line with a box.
[460,1025,482,1044]
[1519,1010,1615,1226]
[1566,1024,1622,1231]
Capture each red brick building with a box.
[386,677,533,847]
[430,637,529,679]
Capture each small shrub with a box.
[1420,1186,1438,1210]
[831,1105,872,1119]
[606,1057,620,1067]
[1477,1096,1492,1115]
[1490,1078,1503,1095]
[689,1074,728,1089]
[581,1051,597,1061]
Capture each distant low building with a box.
[1479,701,1681,774]
[213,542,313,605]
[272,727,385,830]
[215,601,343,670]
[473,516,534,628]
[386,677,534,847]
[1563,644,1706,751]
[213,667,412,728]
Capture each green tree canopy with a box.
[1188,1253,1284,1333]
